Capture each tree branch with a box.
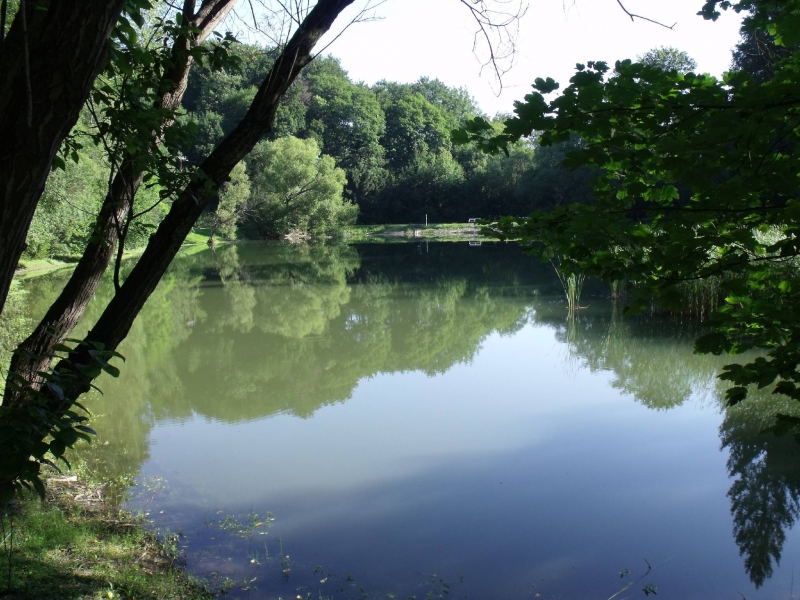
[459,0,527,92]
[614,0,675,29]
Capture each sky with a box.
[316,0,744,116]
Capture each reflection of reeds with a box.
[602,302,627,355]
[560,312,582,379]
[610,279,627,302]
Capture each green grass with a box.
[183,231,211,245]
[0,472,211,600]
[14,232,215,281]
[13,258,76,279]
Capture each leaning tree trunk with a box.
[0,0,127,314]
[0,1,356,495]
[51,0,356,405]
[3,0,236,406]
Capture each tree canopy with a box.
[243,136,354,237]
[0,0,538,501]
[637,45,698,73]
[455,0,800,422]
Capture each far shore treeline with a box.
[24,44,595,260]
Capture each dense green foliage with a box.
[455,0,800,419]
[24,114,168,260]
[180,47,594,228]
[242,136,352,238]
[637,46,697,73]
[17,3,240,261]
[200,161,250,243]
[21,43,597,257]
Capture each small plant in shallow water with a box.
[608,558,669,600]
[551,260,586,310]
[562,273,586,310]
[212,510,274,536]
[642,582,658,596]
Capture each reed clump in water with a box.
[552,262,586,311]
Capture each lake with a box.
[17,241,800,599]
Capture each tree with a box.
[0,0,529,499]
[0,0,360,500]
[455,0,800,422]
[244,136,353,237]
[0,0,131,311]
[302,58,388,203]
[637,46,697,73]
[183,43,274,161]
[382,92,451,172]
[512,136,594,213]
[203,160,251,244]
[732,20,793,82]
[372,149,466,223]
[4,0,240,416]
[411,77,480,127]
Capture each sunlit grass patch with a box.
[1,473,211,600]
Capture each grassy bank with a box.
[1,470,211,600]
[14,227,487,282]
[13,232,213,281]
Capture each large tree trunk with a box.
[0,0,355,445]
[3,0,236,406]
[0,0,127,314]
[52,0,355,401]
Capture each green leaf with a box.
[725,386,749,406]
[761,414,800,438]
[533,77,560,93]
[102,363,121,378]
[49,439,66,458]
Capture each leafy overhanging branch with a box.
[0,0,357,501]
[454,0,800,412]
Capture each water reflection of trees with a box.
[17,242,800,590]
[0,282,32,373]
[720,394,800,588]
[73,252,206,482]
[160,243,535,422]
[65,242,541,476]
[536,305,731,410]
[537,302,800,589]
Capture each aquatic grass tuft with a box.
[552,260,586,310]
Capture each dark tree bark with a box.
[2,0,356,424]
[0,0,127,313]
[3,0,236,405]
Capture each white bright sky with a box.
[315,0,744,117]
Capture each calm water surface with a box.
[18,242,800,599]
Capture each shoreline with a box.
[13,225,495,282]
[12,235,213,281]
[1,467,212,599]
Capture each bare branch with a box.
[313,0,389,57]
[614,0,675,30]
[225,0,392,65]
[229,0,313,46]
[459,0,528,94]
